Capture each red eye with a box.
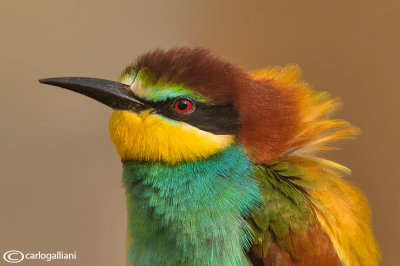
[174,98,194,113]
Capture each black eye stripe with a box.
[143,99,241,135]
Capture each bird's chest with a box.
[121,145,259,265]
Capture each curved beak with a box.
[39,77,149,111]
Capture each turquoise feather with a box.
[122,143,260,265]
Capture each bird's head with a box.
[105,48,247,164]
[41,47,347,164]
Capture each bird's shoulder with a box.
[246,158,380,266]
[246,161,341,266]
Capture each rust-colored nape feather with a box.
[234,77,300,163]
[238,65,360,163]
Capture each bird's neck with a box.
[122,143,259,266]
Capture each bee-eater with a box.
[40,47,380,266]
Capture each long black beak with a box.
[39,77,149,111]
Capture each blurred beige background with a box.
[1,0,399,265]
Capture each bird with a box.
[39,47,380,266]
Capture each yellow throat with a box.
[108,110,234,164]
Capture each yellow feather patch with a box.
[283,156,381,266]
[108,110,234,164]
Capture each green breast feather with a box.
[123,143,259,266]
